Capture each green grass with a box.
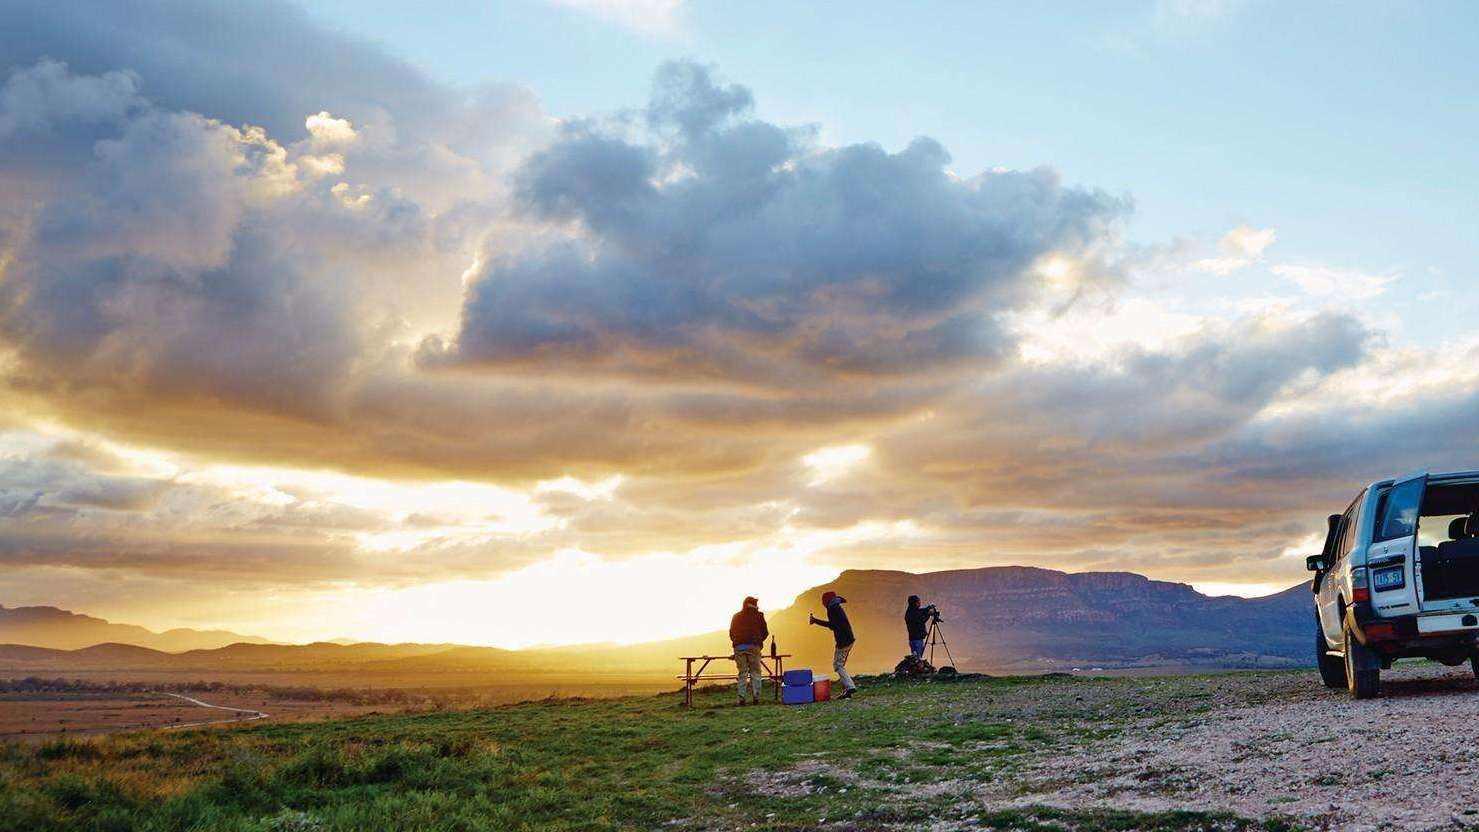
[0,673,1304,831]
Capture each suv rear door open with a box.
[1367,473,1425,619]
[1410,476,1479,620]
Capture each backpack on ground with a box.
[893,654,935,677]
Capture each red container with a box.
[812,678,831,701]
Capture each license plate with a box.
[1373,566,1406,591]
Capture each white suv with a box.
[1310,471,1479,698]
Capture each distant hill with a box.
[0,605,274,652]
[0,568,1313,682]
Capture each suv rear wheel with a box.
[1316,616,1344,688]
[1344,628,1380,699]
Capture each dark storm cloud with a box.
[0,55,431,424]
[428,61,1127,384]
[0,0,442,141]
[0,0,548,219]
[0,58,142,139]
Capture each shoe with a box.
[838,688,855,699]
[749,699,760,706]
[737,700,748,707]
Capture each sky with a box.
[0,0,1476,647]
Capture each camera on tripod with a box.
[896,599,957,677]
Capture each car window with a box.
[1375,478,1424,542]
[1332,499,1358,565]
[1341,491,1366,558]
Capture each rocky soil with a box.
[974,664,1479,830]
[740,665,1479,831]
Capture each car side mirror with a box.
[1306,554,1327,572]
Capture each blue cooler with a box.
[782,667,816,705]
[782,668,813,686]
[781,683,815,705]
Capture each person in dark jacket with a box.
[808,590,857,697]
[904,595,935,659]
[729,596,769,705]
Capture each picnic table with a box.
[677,652,792,707]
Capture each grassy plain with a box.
[0,671,1316,832]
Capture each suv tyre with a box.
[1316,616,1344,688]
[1344,627,1380,699]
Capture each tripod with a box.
[925,615,957,669]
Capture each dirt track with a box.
[155,691,269,729]
[987,663,1479,831]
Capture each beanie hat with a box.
[821,591,838,606]
[907,594,920,607]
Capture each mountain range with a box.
[0,604,274,652]
[753,567,1312,671]
[0,566,1314,682]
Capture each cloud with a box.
[1103,0,1247,52]
[0,43,546,450]
[1270,263,1395,299]
[1152,0,1248,34]
[304,111,357,148]
[884,309,1370,485]
[0,37,1127,497]
[0,0,443,141]
[0,89,365,416]
[0,58,141,139]
[802,444,872,486]
[0,426,560,585]
[1155,0,1245,22]
[1193,224,1275,275]
[427,61,1128,387]
[545,0,688,36]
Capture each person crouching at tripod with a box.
[808,591,857,699]
[729,596,768,706]
[904,595,936,659]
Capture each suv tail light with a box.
[1363,622,1397,641]
[1352,567,1370,603]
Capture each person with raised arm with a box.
[808,591,857,699]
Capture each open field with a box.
[6,664,1479,831]
[0,666,676,699]
[0,690,390,743]
[0,677,676,743]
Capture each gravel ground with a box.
[981,663,1479,831]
